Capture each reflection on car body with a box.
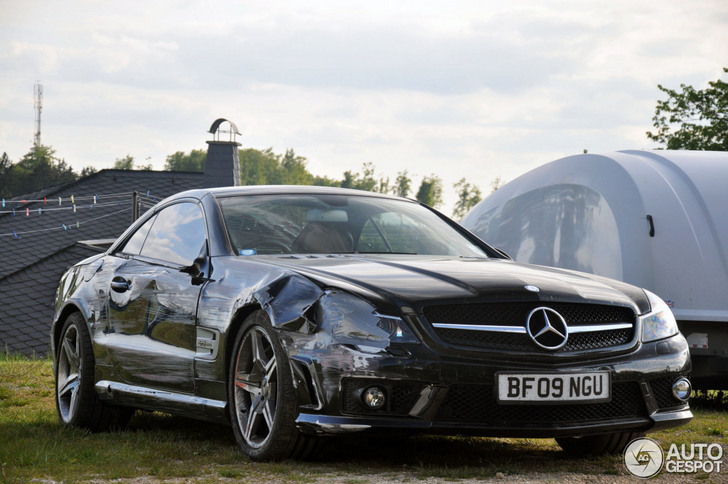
[51,186,692,461]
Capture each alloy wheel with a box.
[232,326,279,448]
[57,323,82,423]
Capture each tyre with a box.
[228,310,319,461]
[556,431,645,456]
[55,312,131,431]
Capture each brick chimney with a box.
[203,118,241,187]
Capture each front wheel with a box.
[228,310,318,461]
[55,312,131,431]
[556,431,644,456]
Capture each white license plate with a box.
[497,372,611,403]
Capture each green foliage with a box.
[0,145,77,198]
[490,175,505,193]
[416,175,443,208]
[341,162,378,191]
[312,175,341,187]
[647,67,728,150]
[113,155,152,171]
[280,149,315,185]
[0,152,11,198]
[80,166,97,177]
[240,147,275,184]
[113,154,135,170]
[690,390,728,410]
[377,176,391,194]
[338,162,413,196]
[0,142,484,217]
[165,149,206,172]
[452,178,482,220]
[394,170,412,198]
[240,147,314,185]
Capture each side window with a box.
[119,214,157,255]
[137,202,207,266]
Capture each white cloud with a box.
[1,0,727,214]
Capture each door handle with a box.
[110,277,130,293]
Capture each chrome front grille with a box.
[425,302,635,353]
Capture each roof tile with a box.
[0,168,206,356]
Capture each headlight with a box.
[640,290,679,343]
[317,290,419,347]
[374,313,418,343]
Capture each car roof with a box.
[164,185,412,203]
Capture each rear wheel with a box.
[556,431,644,456]
[228,310,319,461]
[55,312,131,431]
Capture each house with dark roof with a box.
[0,120,241,356]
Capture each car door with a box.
[104,201,208,393]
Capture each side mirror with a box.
[180,244,211,284]
[180,256,205,278]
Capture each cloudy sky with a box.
[1,0,727,212]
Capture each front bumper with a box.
[296,408,694,437]
[290,333,693,437]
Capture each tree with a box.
[415,175,443,208]
[165,149,206,172]
[646,67,728,151]
[240,148,283,185]
[280,149,314,185]
[452,178,482,220]
[490,175,505,193]
[377,176,390,194]
[113,155,135,170]
[340,162,378,191]
[394,170,412,198]
[2,145,77,197]
[0,152,10,172]
[114,155,152,170]
[313,175,340,187]
[0,152,13,198]
[80,166,98,178]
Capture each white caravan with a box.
[462,150,728,389]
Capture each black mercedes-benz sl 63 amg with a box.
[51,186,692,460]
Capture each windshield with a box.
[217,193,488,258]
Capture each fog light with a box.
[362,387,386,409]
[672,377,692,402]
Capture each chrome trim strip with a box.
[296,413,432,433]
[431,323,527,333]
[432,322,633,333]
[569,323,633,333]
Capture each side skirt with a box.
[95,380,229,425]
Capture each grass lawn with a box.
[1,355,726,483]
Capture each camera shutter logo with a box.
[624,438,664,478]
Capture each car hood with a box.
[258,255,649,313]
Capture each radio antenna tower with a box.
[34,82,43,146]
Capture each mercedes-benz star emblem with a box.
[526,307,569,351]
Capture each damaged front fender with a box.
[195,263,419,406]
[254,274,323,334]
[249,272,418,350]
